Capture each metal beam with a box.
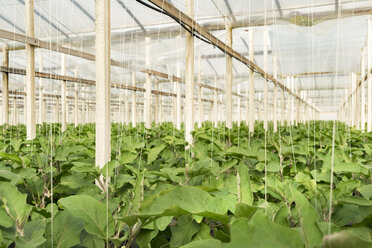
[116,0,147,34]
[17,0,69,39]
[0,13,25,34]
[146,0,318,111]
[69,0,95,23]
[274,0,283,17]
[223,0,236,24]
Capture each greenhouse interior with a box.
[0,0,372,247]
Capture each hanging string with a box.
[328,0,342,235]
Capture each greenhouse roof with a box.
[0,0,371,113]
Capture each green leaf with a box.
[58,195,115,239]
[0,182,31,228]
[226,213,303,248]
[0,208,13,228]
[181,239,222,248]
[322,231,372,248]
[147,144,166,164]
[236,163,253,205]
[170,215,200,248]
[357,184,372,199]
[192,223,212,241]
[292,188,323,247]
[339,196,372,206]
[0,152,22,164]
[224,146,256,159]
[45,210,84,248]
[15,220,46,248]
[138,186,229,224]
[233,203,257,219]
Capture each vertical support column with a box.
[95,0,111,168]
[176,63,181,130]
[248,29,255,133]
[74,69,79,127]
[291,77,295,126]
[125,87,130,125]
[281,86,285,126]
[351,73,356,127]
[361,49,366,131]
[54,94,59,123]
[355,73,361,128]
[2,47,9,125]
[144,37,152,129]
[61,54,67,131]
[263,29,268,131]
[131,72,136,127]
[213,76,218,128]
[172,78,177,126]
[39,54,45,124]
[185,0,194,144]
[225,22,233,129]
[286,77,291,125]
[368,18,372,132]
[296,80,301,125]
[159,84,163,123]
[197,55,203,128]
[273,56,278,132]
[26,0,35,139]
[23,86,27,124]
[155,82,159,124]
[237,85,241,127]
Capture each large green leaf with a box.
[45,210,84,248]
[236,163,253,205]
[138,186,229,223]
[292,189,323,247]
[0,182,31,230]
[58,195,114,239]
[147,144,166,164]
[170,215,200,248]
[322,231,372,248]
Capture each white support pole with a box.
[281,86,285,126]
[248,29,255,133]
[176,62,181,130]
[273,56,278,132]
[38,54,45,124]
[185,0,194,144]
[286,77,291,125]
[26,0,36,139]
[95,0,111,169]
[237,85,241,127]
[351,73,356,127]
[225,22,233,129]
[54,96,59,123]
[172,79,177,126]
[155,82,159,124]
[198,55,203,128]
[131,72,136,127]
[368,18,372,132]
[2,47,9,125]
[355,73,361,129]
[144,37,152,129]
[296,79,301,125]
[23,86,27,124]
[291,77,295,126]
[361,49,366,131]
[263,29,268,131]
[159,83,163,123]
[74,69,79,127]
[61,54,67,131]
[213,76,218,128]
[125,87,130,125]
